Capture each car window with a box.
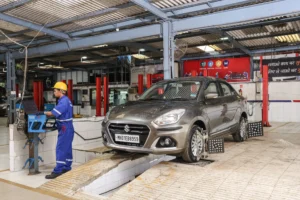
[140,81,202,101]
[220,82,234,96]
[204,82,219,98]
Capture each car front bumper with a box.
[102,120,190,155]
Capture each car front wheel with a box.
[182,125,205,163]
[233,117,248,142]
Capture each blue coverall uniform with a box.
[51,95,74,174]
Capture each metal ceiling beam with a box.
[0,0,32,12]
[251,45,300,55]
[173,0,300,32]
[206,29,252,56]
[1,0,299,60]
[181,52,245,61]
[130,0,168,20]
[2,24,161,60]
[0,13,70,40]
[119,42,160,52]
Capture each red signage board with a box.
[183,57,251,82]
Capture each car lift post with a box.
[103,76,108,115]
[33,82,39,109]
[38,81,44,111]
[147,74,152,89]
[262,65,271,127]
[68,79,73,103]
[138,74,144,95]
[96,77,102,116]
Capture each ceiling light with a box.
[132,54,149,60]
[220,37,229,41]
[116,28,119,32]
[197,45,215,52]
[139,48,145,52]
[93,44,108,48]
[40,62,44,65]
[81,56,87,59]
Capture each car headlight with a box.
[103,110,111,123]
[153,109,185,126]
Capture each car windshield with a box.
[140,80,202,101]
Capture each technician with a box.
[44,82,74,179]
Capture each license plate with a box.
[115,134,140,144]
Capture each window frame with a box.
[203,81,222,100]
[218,81,237,97]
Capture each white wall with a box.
[10,117,103,172]
[231,81,300,122]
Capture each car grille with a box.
[108,123,150,147]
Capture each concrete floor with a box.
[0,122,300,200]
[0,117,9,171]
[0,181,58,200]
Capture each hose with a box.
[74,131,102,141]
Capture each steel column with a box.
[250,57,254,80]
[96,77,102,116]
[146,74,152,89]
[68,79,73,103]
[103,76,108,115]
[163,21,174,80]
[260,56,263,75]
[262,65,271,127]
[138,74,144,95]
[6,52,16,124]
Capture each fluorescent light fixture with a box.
[116,28,119,32]
[93,44,108,48]
[132,54,149,60]
[197,45,215,52]
[40,62,44,65]
[81,56,87,59]
[139,48,145,52]
[177,31,189,35]
[220,37,229,41]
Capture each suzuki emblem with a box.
[124,125,130,133]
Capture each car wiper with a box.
[169,97,190,101]
[141,98,164,101]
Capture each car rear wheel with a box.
[182,125,204,163]
[233,117,248,142]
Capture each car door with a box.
[203,81,223,134]
[218,81,239,129]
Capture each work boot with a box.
[62,169,70,174]
[45,172,62,179]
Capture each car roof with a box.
[154,76,223,84]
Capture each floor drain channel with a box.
[171,158,214,167]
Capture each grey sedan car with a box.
[102,77,248,162]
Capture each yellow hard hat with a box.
[53,82,67,91]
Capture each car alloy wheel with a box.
[239,118,248,140]
[191,129,203,159]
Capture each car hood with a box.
[109,100,196,122]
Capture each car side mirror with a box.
[205,93,218,99]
